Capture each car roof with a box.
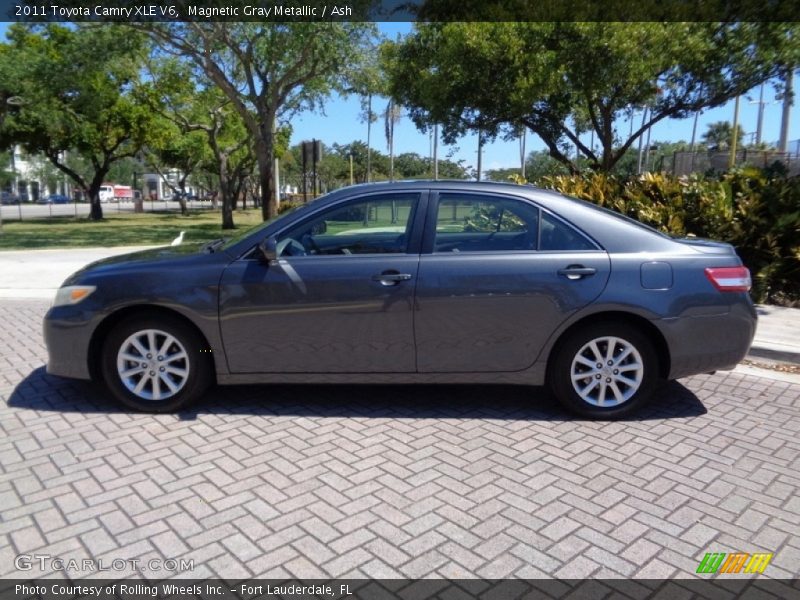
[325,181,680,252]
[233,180,683,255]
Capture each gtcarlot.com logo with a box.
[15,554,194,572]
[696,552,773,574]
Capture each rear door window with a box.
[539,212,597,251]
[434,194,539,253]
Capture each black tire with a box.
[101,313,213,412]
[549,321,659,419]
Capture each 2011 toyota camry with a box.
[43,181,756,418]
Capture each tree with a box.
[0,150,13,189]
[485,150,570,183]
[347,43,385,184]
[383,22,797,173]
[283,141,385,192]
[138,55,267,228]
[0,24,155,219]
[133,22,377,221]
[147,83,254,228]
[701,121,746,151]
[393,151,468,179]
[384,99,402,180]
[144,131,207,216]
[333,141,390,184]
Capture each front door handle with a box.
[558,265,597,280]
[372,271,412,286]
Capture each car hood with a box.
[62,243,232,286]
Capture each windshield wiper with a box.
[200,238,226,253]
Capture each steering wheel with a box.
[276,237,307,257]
[301,233,321,254]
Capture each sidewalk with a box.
[0,246,798,375]
[0,246,155,299]
[750,304,800,363]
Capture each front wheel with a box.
[549,322,659,419]
[101,314,212,412]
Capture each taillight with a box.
[704,266,751,292]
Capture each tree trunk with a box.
[178,180,188,215]
[89,196,103,220]
[257,137,277,221]
[88,174,107,220]
[220,171,235,229]
[217,157,235,230]
[221,196,234,229]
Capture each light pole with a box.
[689,110,700,174]
[636,107,649,174]
[729,95,741,169]
[476,131,483,182]
[748,83,768,146]
[433,123,439,180]
[778,65,794,154]
[348,152,354,186]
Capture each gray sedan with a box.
[43,181,756,418]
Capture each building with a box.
[4,145,71,201]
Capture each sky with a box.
[293,23,800,173]
[2,21,798,173]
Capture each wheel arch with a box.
[88,304,217,383]
[545,311,671,383]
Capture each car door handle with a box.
[558,265,597,280]
[372,271,412,286]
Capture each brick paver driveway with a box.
[1,300,799,580]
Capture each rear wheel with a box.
[101,314,212,412]
[549,321,659,419]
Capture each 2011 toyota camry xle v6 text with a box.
[43,181,756,418]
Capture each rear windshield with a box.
[560,194,672,239]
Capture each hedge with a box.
[539,167,800,305]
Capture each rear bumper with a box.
[659,300,757,380]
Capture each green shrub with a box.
[278,200,303,215]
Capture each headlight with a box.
[53,285,96,307]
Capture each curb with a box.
[747,345,800,365]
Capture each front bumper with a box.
[43,306,96,380]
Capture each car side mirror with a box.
[258,237,278,263]
[311,221,327,235]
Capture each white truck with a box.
[98,184,134,203]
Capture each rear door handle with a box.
[371,271,412,286]
[558,265,597,280]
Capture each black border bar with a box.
[2,0,800,22]
[2,579,800,600]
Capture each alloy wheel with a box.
[116,328,190,401]
[570,336,644,407]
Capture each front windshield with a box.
[220,199,318,249]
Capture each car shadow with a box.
[8,367,707,421]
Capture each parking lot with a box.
[1,298,799,580]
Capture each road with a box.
[0,200,212,221]
[1,299,799,580]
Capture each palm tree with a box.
[702,121,745,151]
[384,99,402,181]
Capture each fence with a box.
[669,147,800,177]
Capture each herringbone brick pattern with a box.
[1,300,799,579]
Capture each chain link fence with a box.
[669,141,800,176]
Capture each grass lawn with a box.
[0,209,265,250]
